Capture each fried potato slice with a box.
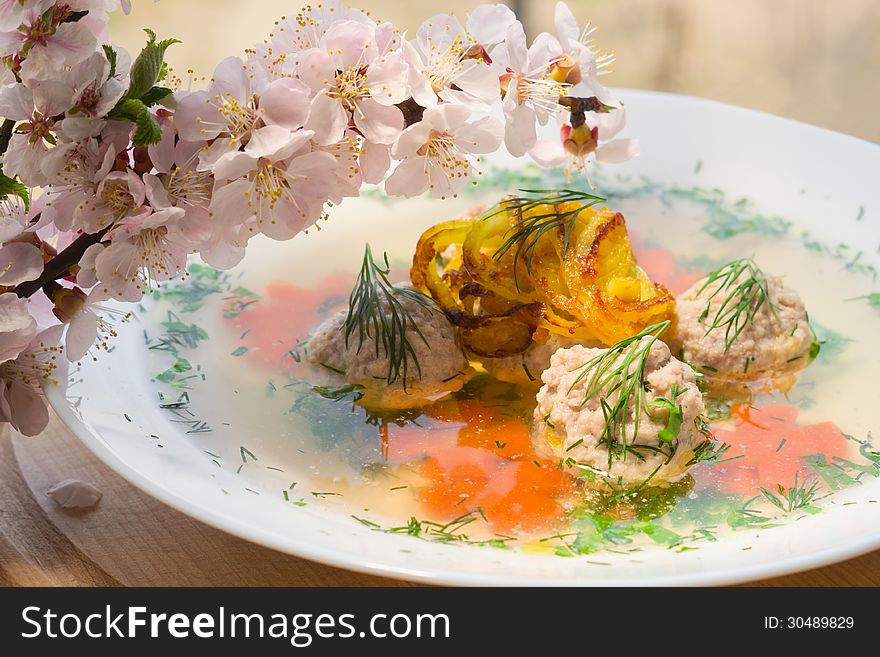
[410,193,674,358]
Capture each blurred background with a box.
[110,0,880,141]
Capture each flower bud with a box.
[549,54,581,85]
[47,283,87,324]
[560,123,599,157]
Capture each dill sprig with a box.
[759,472,820,514]
[489,188,606,289]
[687,436,743,466]
[696,257,778,351]
[569,321,672,465]
[344,244,433,387]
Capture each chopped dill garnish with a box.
[352,508,513,548]
[344,244,434,387]
[647,383,684,443]
[695,257,778,351]
[569,321,672,464]
[239,446,257,463]
[848,292,880,308]
[687,436,742,466]
[488,188,606,289]
[352,515,381,528]
[759,472,820,514]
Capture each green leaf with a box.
[231,346,248,357]
[133,106,163,145]
[108,98,142,122]
[127,29,181,100]
[102,45,118,79]
[140,86,173,107]
[0,168,29,211]
[109,98,163,146]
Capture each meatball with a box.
[307,290,472,409]
[480,333,585,385]
[672,268,813,382]
[533,338,706,485]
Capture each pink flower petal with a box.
[385,157,429,197]
[0,293,37,363]
[0,84,33,121]
[528,140,567,167]
[400,38,436,101]
[503,104,537,157]
[366,52,409,105]
[0,242,43,287]
[456,116,505,155]
[47,479,103,509]
[174,90,223,141]
[595,138,640,163]
[144,173,173,209]
[213,151,257,181]
[211,56,251,102]
[468,3,516,45]
[261,78,311,130]
[148,117,177,174]
[360,140,391,184]
[65,309,99,363]
[6,380,49,437]
[554,1,581,53]
[354,98,403,145]
[306,92,349,146]
[505,21,529,73]
[438,60,499,108]
[321,20,377,70]
[392,121,432,159]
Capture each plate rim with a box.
[44,89,880,586]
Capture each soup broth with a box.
[141,172,880,556]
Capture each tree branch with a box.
[0,119,13,155]
[14,230,108,299]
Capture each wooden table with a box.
[2,413,878,587]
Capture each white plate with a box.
[46,90,880,586]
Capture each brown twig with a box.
[0,119,13,155]
[14,229,108,299]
